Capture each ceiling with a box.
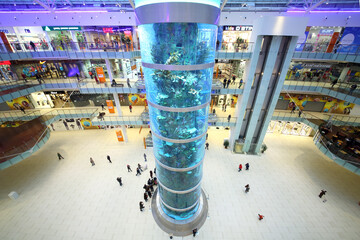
[0,0,358,12]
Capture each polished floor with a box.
[0,129,359,240]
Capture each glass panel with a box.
[153,135,205,168]
[135,0,221,8]
[144,67,212,108]
[149,107,208,139]
[156,162,203,191]
[161,203,198,220]
[159,185,201,210]
[139,23,217,65]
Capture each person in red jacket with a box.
[238,164,242,172]
[258,214,264,221]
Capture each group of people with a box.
[139,168,158,212]
[222,76,237,88]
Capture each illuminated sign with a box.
[103,27,114,33]
[223,25,253,31]
[42,26,81,31]
[319,29,334,35]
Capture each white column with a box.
[121,125,128,143]
[338,67,350,82]
[113,93,123,116]
[70,31,80,51]
[105,59,114,81]
[43,31,54,51]
[13,28,26,51]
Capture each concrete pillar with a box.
[338,67,350,82]
[113,93,123,116]
[70,31,80,51]
[105,59,114,81]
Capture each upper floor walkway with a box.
[2,42,360,63]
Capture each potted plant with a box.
[223,139,230,149]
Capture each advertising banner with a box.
[6,96,32,110]
[96,67,106,83]
[106,100,115,113]
[338,27,360,54]
[116,130,124,142]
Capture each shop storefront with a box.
[0,27,17,52]
[0,61,16,81]
[83,26,134,50]
[69,93,114,108]
[14,27,49,51]
[220,25,253,51]
[267,121,313,136]
[29,92,54,109]
[286,62,335,81]
[43,26,84,51]
[44,91,74,108]
[300,26,343,52]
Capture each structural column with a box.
[105,59,114,82]
[135,0,220,235]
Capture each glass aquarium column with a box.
[135,0,220,231]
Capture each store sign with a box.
[223,25,253,31]
[0,61,11,65]
[42,26,81,31]
[24,29,31,33]
[44,91,66,94]
[319,29,334,35]
[302,63,332,69]
[0,29,9,33]
[103,27,114,33]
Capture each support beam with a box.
[306,0,326,13]
[34,0,52,11]
[128,0,135,9]
[220,0,228,11]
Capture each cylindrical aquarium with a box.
[135,0,220,221]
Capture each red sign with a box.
[0,61,10,65]
[103,27,113,33]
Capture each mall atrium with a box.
[0,0,360,239]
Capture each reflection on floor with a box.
[0,129,359,239]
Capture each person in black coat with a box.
[144,192,148,202]
[139,201,145,211]
[116,177,122,186]
[107,155,112,163]
[223,78,227,88]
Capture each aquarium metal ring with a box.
[155,156,204,172]
[151,128,207,144]
[158,178,202,194]
[147,100,210,113]
[159,195,200,212]
[135,2,220,25]
[142,62,215,71]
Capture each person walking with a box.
[136,167,141,176]
[127,78,131,88]
[226,78,230,88]
[129,104,132,113]
[205,142,209,150]
[245,163,249,170]
[107,155,112,163]
[245,184,250,193]
[238,79,243,89]
[349,84,357,95]
[63,120,69,130]
[222,103,225,112]
[154,167,156,175]
[90,157,95,166]
[116,177,122,186]
[147,190,152,198]
[258,214,264,221]
[139,201,145,211]
[232,75,236,85]
[298,110,302,118]
[144,153,147,162]
[206,133,208,140]
[223,78,227,88]
[238,164,242,172]
[57,153,64,160]
[138,163,143,172]
[319,190,327,198]
[227,114,231,122]
[144,192,148,202]
[291,106,296,114]
[330,79,338,88]
[30,41,36,51]
[127,164,132,172]
[76,119,82,130]
[101,103,105,110]
[76,73,80,82]
[150,170,153,179]
[192,228,198,237]
[20,106,26,114]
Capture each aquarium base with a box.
[151,188,208,237]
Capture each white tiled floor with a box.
[0,129,360,240]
